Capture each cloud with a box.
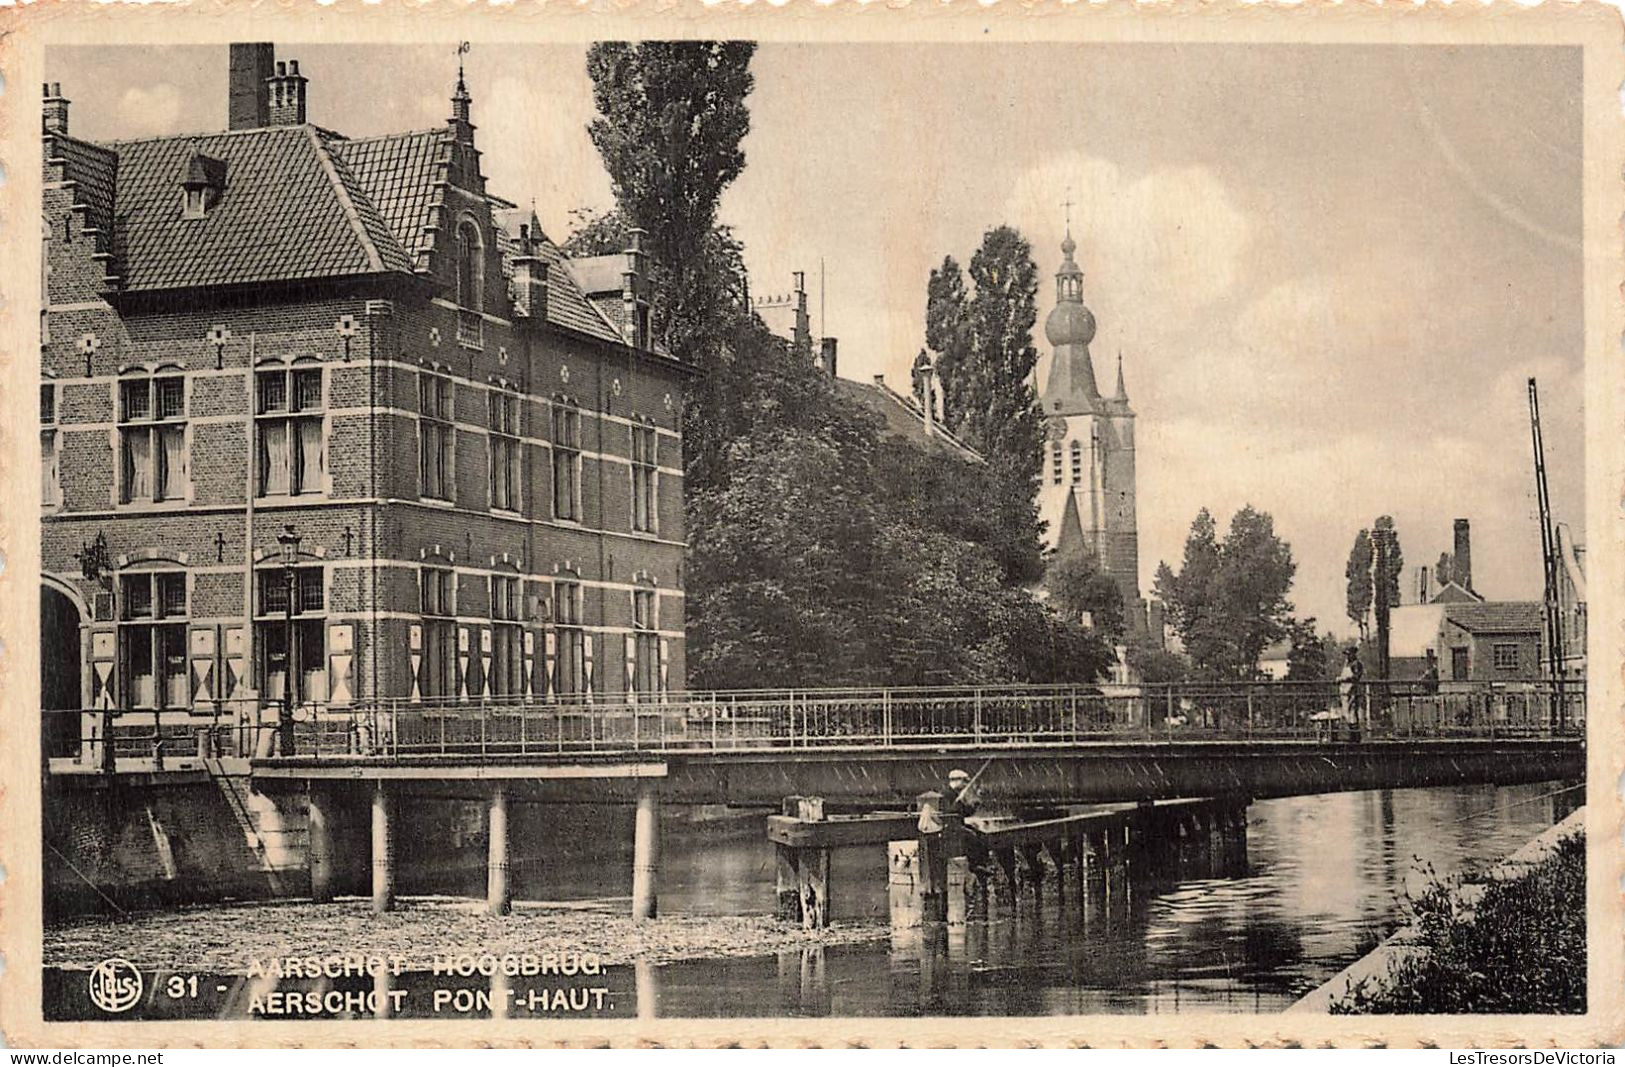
[1005,154,1253,318]
[116,83,182,137]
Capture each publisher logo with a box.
[87,957,143,1014]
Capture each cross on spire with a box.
[1062,190,1075,235]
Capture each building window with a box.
[553,579,585,699]
[1069,440,1083,486]
[420,371,456,501]
[256,567,327,706]
[631,588,659,697]
[1492,643,1520,671]
[118,375,187,503]
[489,390,522,513]
[631,419,658,533]
[421,566,457,699]
[490,574,523,698]
[40,383,58,506]
[1050,443,1063,487]
[456,219,484,348]
[551,400,581,521]
[120,571,189,709]
[256,367,324,496]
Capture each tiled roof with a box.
[50,134,118,237]
[491,213,630,348]
[832,377,984,462]
[538,241,626,345]
[332,129,444,268]
[1444,601,1542,634]
[107,125,413,291]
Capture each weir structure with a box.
[44,678,1585,921]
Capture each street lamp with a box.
[276,523,302,756]
[75,532,114,773]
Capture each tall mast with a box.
[1528,377,1566,723]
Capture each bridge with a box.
[45,679,1584,923]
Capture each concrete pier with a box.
[307,788,334,903]
[487,785,511,916]
[371,782,394,914]
[632,784,661,920]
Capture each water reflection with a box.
[638,782,1575,1016]
[42,782,1578,1020]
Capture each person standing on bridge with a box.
[1338,647,1365,741]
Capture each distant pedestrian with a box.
[1338,648,1365,739]
[1419,650,1441,734]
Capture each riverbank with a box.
[44,896,890,974]
[1292,806,1586,1014]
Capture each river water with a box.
[43,781,1579,1019]
[638,782,1578,1016]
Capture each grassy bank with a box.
[1331,832,1585,1014]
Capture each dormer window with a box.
[180,150,227,220]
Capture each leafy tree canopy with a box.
[1155,506,1296,680]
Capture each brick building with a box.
[40,44,691,759]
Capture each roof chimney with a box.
[622,228,650,351]
[266,58,309,127]
[1453,518,1473,593]
[1416,565,1431,605]
[228,43,275,130]
[791,271,811,356]
[818,337,838,378]
[42,83,70,136]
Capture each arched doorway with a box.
[40,583,82,758]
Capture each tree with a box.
[1126,639,1189,686]
[924,257,970,423]
[584,43,758,496]
[1155,506,1297,680]
[1345,529,1373,640]
[585,42,755,356]
[1285,617,1330,681]
[1044,547,1126,642]
[1373,516,1404,607]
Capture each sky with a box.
[51,42,1585,636]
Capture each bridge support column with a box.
[992,848,1018,908]
[371,781,394,914]
[1019,843,1048,900]
[487,785,511,916]
[632,783,661,921]
[307,787,334,903]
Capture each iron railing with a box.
[40,678,1586,768]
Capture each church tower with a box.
[1037,229,1145,627]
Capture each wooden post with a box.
[487,785,511,916]
[796,795,829,929]
[916,791,950,923]
[632,783,661,920]
[775,796,803,922]
[307,788,334,904]
[371,781,394,914]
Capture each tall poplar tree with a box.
[1346,529,1373,641]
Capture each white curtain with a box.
[296,419,322,494]
[261,422,289,494]
[124,430,152,501]
[159,426,185,500]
